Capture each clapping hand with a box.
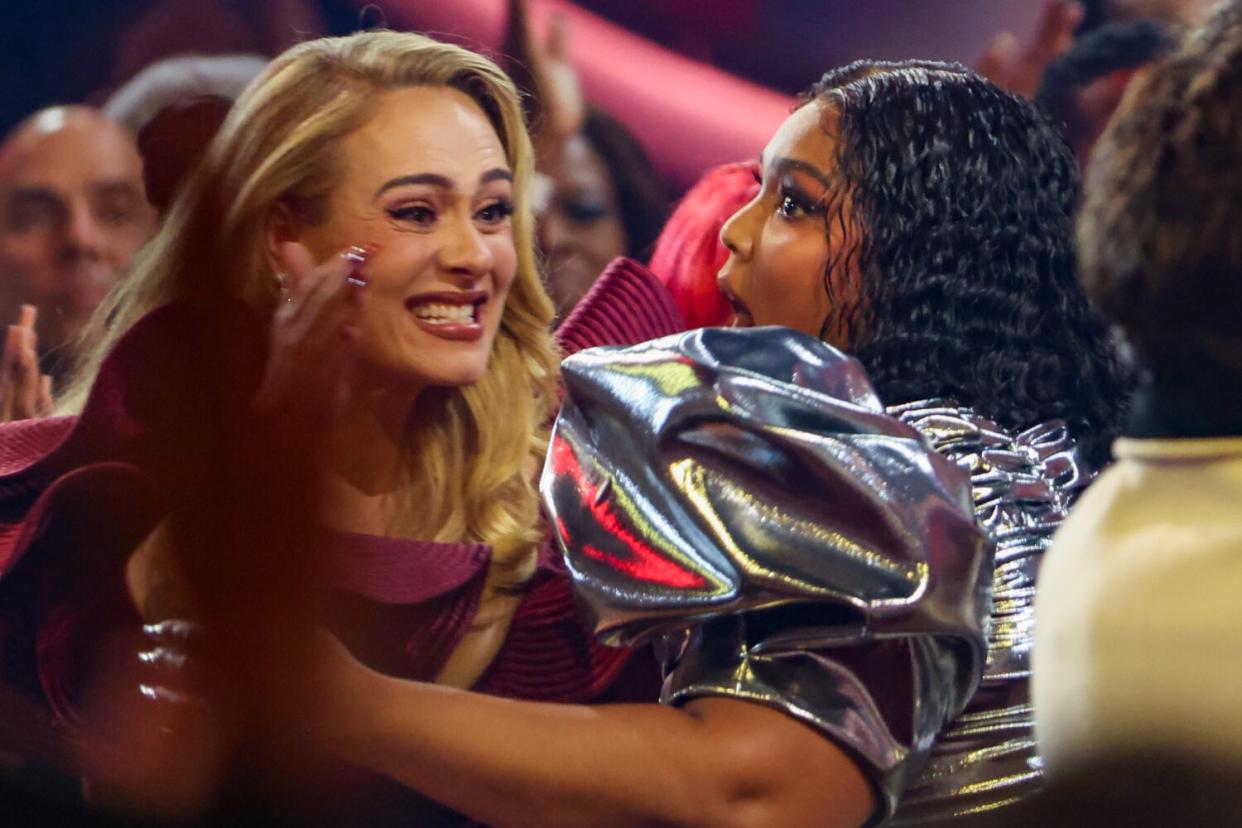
[0,304,54,421]
[253,241,373,428]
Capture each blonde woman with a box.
[0,30,676,821]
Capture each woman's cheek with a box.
[491,236,519,291]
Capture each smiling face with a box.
[717,103,859,348]
[292,85,518,390]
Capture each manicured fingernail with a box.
[343,243,380,287]
[18,305,36,327]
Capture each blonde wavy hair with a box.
[61,31,560,587]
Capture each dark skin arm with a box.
[318,639,876,828]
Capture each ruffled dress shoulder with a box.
[0,257,684,773]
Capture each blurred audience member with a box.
[0,106,156,380]
[504,0,670,319]
[104,54,267,214]
[1034,0,1242,773]
[1083,0,1215,27]
[647,161,758,329]
[1036,19,1174,162]
[537,108,669,319]
[977,0,1196,106]
[109,0,324,91]
[978,0,1086,98]
[135,95,233,215]
[103,53,266,135]
[957,753,1242,827]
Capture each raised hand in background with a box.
[502,0,585,162]
[0,304,54,422]
[977,0,1085,98]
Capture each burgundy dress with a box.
[0,258,681,824]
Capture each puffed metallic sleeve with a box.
[540,327,994,818]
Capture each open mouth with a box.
[729,304,754,328]
[404,290,489,341]
[721,288,754,329]
[717,268,754,329]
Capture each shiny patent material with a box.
[542,327,994,819]
[888,401,1090,823]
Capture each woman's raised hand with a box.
[504,0,585,156]
[253,241,374,425]
[977,0,1084,99]
[0,304,55,422]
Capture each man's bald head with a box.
[0,106,155,370]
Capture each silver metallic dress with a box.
[542,327,996,821]
[887,401,1089,822]
[544,326,1096,822]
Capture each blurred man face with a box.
[0,106,156,361]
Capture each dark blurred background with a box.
[0,0,1048,135]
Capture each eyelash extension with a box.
[483,199,516,218]
[388,204,436,222]
[778,183,826,218]
[386,198,516,224]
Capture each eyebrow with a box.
[761,155,833,189]
[4,186,63,216]
[6,186,61,205]
[9,181,141,204]
[92,180,143,200]
[373,167,513,199]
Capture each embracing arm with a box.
[326,656,875,828]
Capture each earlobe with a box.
[264,202,301,277]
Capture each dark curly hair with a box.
[804,60,1129,465]
[1079,1,1242,375]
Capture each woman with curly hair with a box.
[714,61,1131,822]
[719,59,1126,470]
[311,61,1128,826]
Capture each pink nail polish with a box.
[342,248,368,287]
[343,242,381,288]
